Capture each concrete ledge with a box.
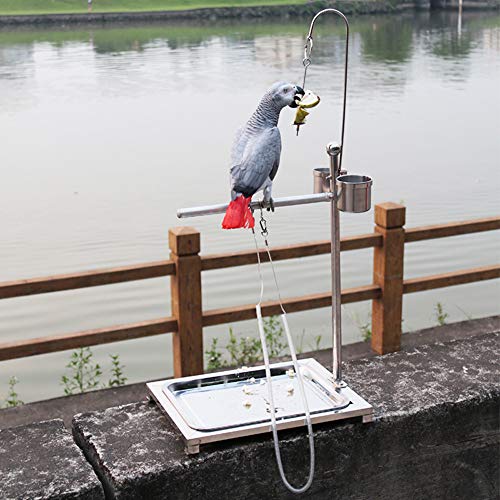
[0,419,104,499]
[73,332,499,499]
[3,315,498,432]
[0,316,500,429]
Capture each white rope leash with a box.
[252,228,315,494]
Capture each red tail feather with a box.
[222,196,255,229]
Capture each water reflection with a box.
[430,24,474,59]
[0,13,497,59]
[0,12,498,403]
[359,16,414,63]
[0,13,497,103]
[0,45,34,79]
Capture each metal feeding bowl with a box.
[313,167,331,194]
[313,168,372,213]
[337,174,372,213]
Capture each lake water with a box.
[0,11,499,403]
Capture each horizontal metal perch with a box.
[177,193,331,219]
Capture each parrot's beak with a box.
[290,85,305,108]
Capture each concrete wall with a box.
[72,332,499,499]
[0,419,104,499]
[1,331,498,499]
[431,0,499,8]
[0,2,411,26]
[0,0,498,26]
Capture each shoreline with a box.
[0,0,498,27]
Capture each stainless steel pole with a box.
[177,193,331,219]
[303,8,350,388]
[327,142,343,388]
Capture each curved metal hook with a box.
[304,9,349,171]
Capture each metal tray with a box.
[163,364,350,432]
[148,359,373,454]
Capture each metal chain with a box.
[297,35,313,136]
[259,207,268,241]
[302,35,313,89]
[258,209,285,314]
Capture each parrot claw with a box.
[266,198,275,212]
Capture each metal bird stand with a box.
[148,7,373,488]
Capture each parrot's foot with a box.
[262,198,274,212]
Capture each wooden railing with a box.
[0,203,499,377]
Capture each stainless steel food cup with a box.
[313,167,331,193]
[336,174,372,213]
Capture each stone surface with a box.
[0,419,104,499]
[73,332,499,499]
[343,331,499,419]
[3,315,497,432]
[0,381,149,431]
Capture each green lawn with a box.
[0,0,308,15]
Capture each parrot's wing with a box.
[230,126,245,165]
[231,127,281,197]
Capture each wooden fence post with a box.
[169,227,203,377]
[371,202,406,355]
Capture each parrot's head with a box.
[268,82,305,110]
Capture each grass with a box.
[434,302,449,326]
[3,376,24,408]
[0,0,309,16]
[205,316,287,371]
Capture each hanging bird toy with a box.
[293,90,321,135]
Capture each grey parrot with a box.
[222,82,305,229]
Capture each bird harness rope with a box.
[251,207,315,494]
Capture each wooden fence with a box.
[0,202,499,377]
